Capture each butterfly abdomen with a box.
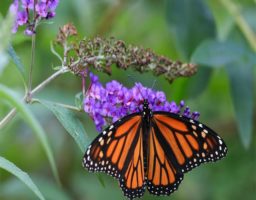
[142,121,150,178]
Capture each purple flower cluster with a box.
[9,0,59,35]
[84,73,200,131]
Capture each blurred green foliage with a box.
[0,0,255,200]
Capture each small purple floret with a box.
[17,11,28,25]
[8,0,59,35]
[36,2,48,17]
[84,73,200,131]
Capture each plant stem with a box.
[0,109,16,130]
[32,98,81,112]
[52,102,81,112]
[27,33,36,102]
[220,0,256,52]
[31,67,68,94]
[0,67,69,130]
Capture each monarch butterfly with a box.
[82,99,227,199]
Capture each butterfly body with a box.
[141,100,153,176]
[83,100,227,199]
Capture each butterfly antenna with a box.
[151,79,157,91]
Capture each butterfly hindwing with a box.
[146,125,184,196]
[120,128,146,199]
[152,112,227,173]
[83,113,146,198]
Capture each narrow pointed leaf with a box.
[75,92,83,110]
[191,39,244,66]
[207,0,234,40]
[7,45,27,90]
[166,0,216,58]
[0,156,45,200]
[7,45,26,77]
[226,62,254,148]
[40,100,90,152]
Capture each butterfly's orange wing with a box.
[83,113,146,199]
[146,125,184,195]
[146,112,227,195]
[119,127,146,199]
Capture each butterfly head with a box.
[143,99,149,106]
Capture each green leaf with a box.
[7,45,26,77]
[75,92,83,110]
[40,100,90,152]
[0,156,45,200]
[166,0,216,58]
[0,85,60,185]
[184,67,213,98]
[207,0,235,40]
[226,61,254,148]
[191,39,245,66]
[7,45,27,90]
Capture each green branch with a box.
[220,0,256,52]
